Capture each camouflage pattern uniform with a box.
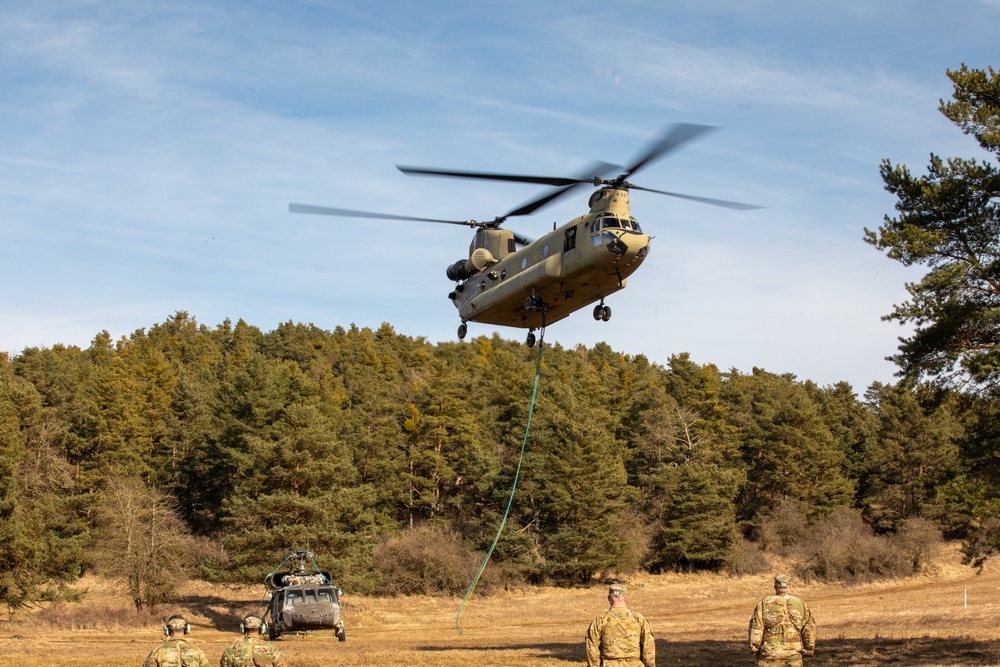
[748,575,816,666]
[585,584,655,667]
[219,636,285,667]
[143,617,210,667]
[220,614,285,667]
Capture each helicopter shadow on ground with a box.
[418,636,1000,666]
[805,636,1000,666]
[417,640,584,663]
[173,593,263,631]
[416,638,737,664]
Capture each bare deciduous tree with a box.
[91,477,192,610]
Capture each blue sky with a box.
[1,0,997,391]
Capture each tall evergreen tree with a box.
[0,357,85,615]
[858,383,962,531]
[866,65,1000,395]
[509,349,630,583]
[726,369,854,525]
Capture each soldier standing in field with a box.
[585,583,656,667]
[220,613,286,667]
[748,574,816,666]
[143,614,210,667]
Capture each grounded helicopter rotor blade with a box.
[289,203,479,227]
[627,184,763,210]
[623,123,715,177]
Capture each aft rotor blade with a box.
[510,231,534,246]
[623,124,715,177]
[628,185,763,210]
[289,203,479,227]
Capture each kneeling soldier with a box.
[220,613,286,667]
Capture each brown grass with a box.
[2,544,1000,666]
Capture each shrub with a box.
[892,517,941,572]
[723,531,771,576]
[372,525,520,596]
[608,509,654,575]
[795,509,943,582]
[756,501,809,554]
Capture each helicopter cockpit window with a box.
[305,589,318,604]
[595,213,620,230]
[629,217,642,233]
[285,590,304,605]
[318,588,335,603]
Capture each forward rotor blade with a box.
[289,203,479,227]
[623,124,715,177]
[396,160,620,188]
[397,166,583,187]
[502,161,621,218]
[627,185,763,210]
[504,183,579,218]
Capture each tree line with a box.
[1,313,996,608]
[2,63,999,612]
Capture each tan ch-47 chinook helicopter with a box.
[290,124,759,347]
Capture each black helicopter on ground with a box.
[259,549,346,641]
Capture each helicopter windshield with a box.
[594,213,641,232]
[599,214,622,229]
[318,588,336,603]
[285,590,304,605]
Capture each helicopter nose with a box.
[603,230,649,259]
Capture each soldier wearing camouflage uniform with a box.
[748,574,816,666]
[585,583,655,667]
[220,613,285,667]
[143,614,210,667]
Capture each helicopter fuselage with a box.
[450,187,650,330]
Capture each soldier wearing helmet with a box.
[585,583,655,667]
[748,574,816,666]
[220,613,286,667]
[143,614,210,667]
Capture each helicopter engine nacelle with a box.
[446,248,496,282]
[469,247,494,271]
[447,260,472,282]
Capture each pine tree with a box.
[867,65,1000,395]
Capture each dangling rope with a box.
[456,324,546,636]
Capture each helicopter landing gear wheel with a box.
[525,295,543,311]
[337,627,346,642]
[457,323,467,340]
[593,303,611,321]
[601,305,611,321]
[526,331,536,348]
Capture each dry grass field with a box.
[3,544,1000,666]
